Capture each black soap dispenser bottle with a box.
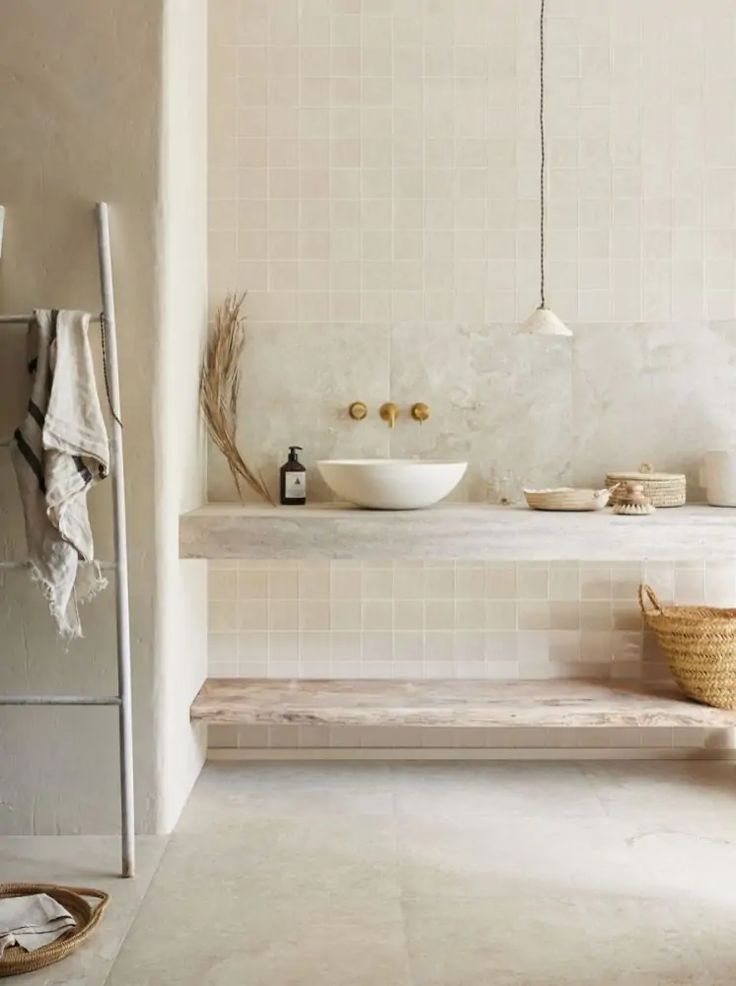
[280,446,306,505]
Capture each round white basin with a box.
[317,458,468,510]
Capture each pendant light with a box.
[519,0,573,336]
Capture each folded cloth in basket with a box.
[0,894,76,956]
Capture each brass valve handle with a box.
[411,402,430,424]
[379,402,399,428]
[348,401,368,421]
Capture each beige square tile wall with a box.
[207,0,736,501]
[209,559,736,681]
[207,559,736,750]
[210,0,736,327]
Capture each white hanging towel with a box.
[11,309,110,638]
[0,893,76,956]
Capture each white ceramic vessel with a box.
[701,450,736,507]
[317,458,468,510]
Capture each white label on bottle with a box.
[285,472,306,499]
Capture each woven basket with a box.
[0,884,108,978]
[523,487,611,511]
[639,584,736,710]
[606,463,686,507]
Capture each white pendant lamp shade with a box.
[520,306,573,337]
[519,0,573,338]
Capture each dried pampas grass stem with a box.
[201,292,274,505]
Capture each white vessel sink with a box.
[317,459,468,510]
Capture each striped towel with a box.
[11,310,110,638]
[0,894,76,956]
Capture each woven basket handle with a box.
[73,887,109,929]
[47,885,110,938]
[638,583,663,616]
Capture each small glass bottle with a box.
[279,446,306,505]
[497,470,517,506]
[485,467,500,504]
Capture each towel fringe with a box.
[27,563,108,641]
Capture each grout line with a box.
[208,747,736,762]
[101,835,173,986]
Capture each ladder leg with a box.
[119,686,135,878]
[96,202,135,878]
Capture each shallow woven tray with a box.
[524,487,611,511]
[0,884,108,978]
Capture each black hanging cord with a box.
[539,0,546,310]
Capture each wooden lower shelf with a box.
[191,679,736,729]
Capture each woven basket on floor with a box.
[0,884,108,978]
[639,584,736,710]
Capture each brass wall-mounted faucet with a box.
[349,401,430,427]
[379,402,399,428]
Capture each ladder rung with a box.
[0,695,121,706]
[0,314,102,325]
[0,560,116,571]
[1,438,108,449]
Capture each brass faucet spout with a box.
[379,402,399,428]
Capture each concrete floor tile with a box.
[177,762,394,835]
[393,761,605,820]
[403,892,732,985]
[397,809,736,908]
[580,761,736,839]
[396,811,628,899]
[108,883,410,985]
[137,821,400,901]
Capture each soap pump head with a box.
[288,446,303,462]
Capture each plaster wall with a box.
[157,0,209,832]
[0,0,208,834]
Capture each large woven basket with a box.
[639,584,736,710]
[0,884,108,978]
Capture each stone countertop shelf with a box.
[191,678,736,729]
[180,502,736,562]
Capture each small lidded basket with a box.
[606,463,686,508]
